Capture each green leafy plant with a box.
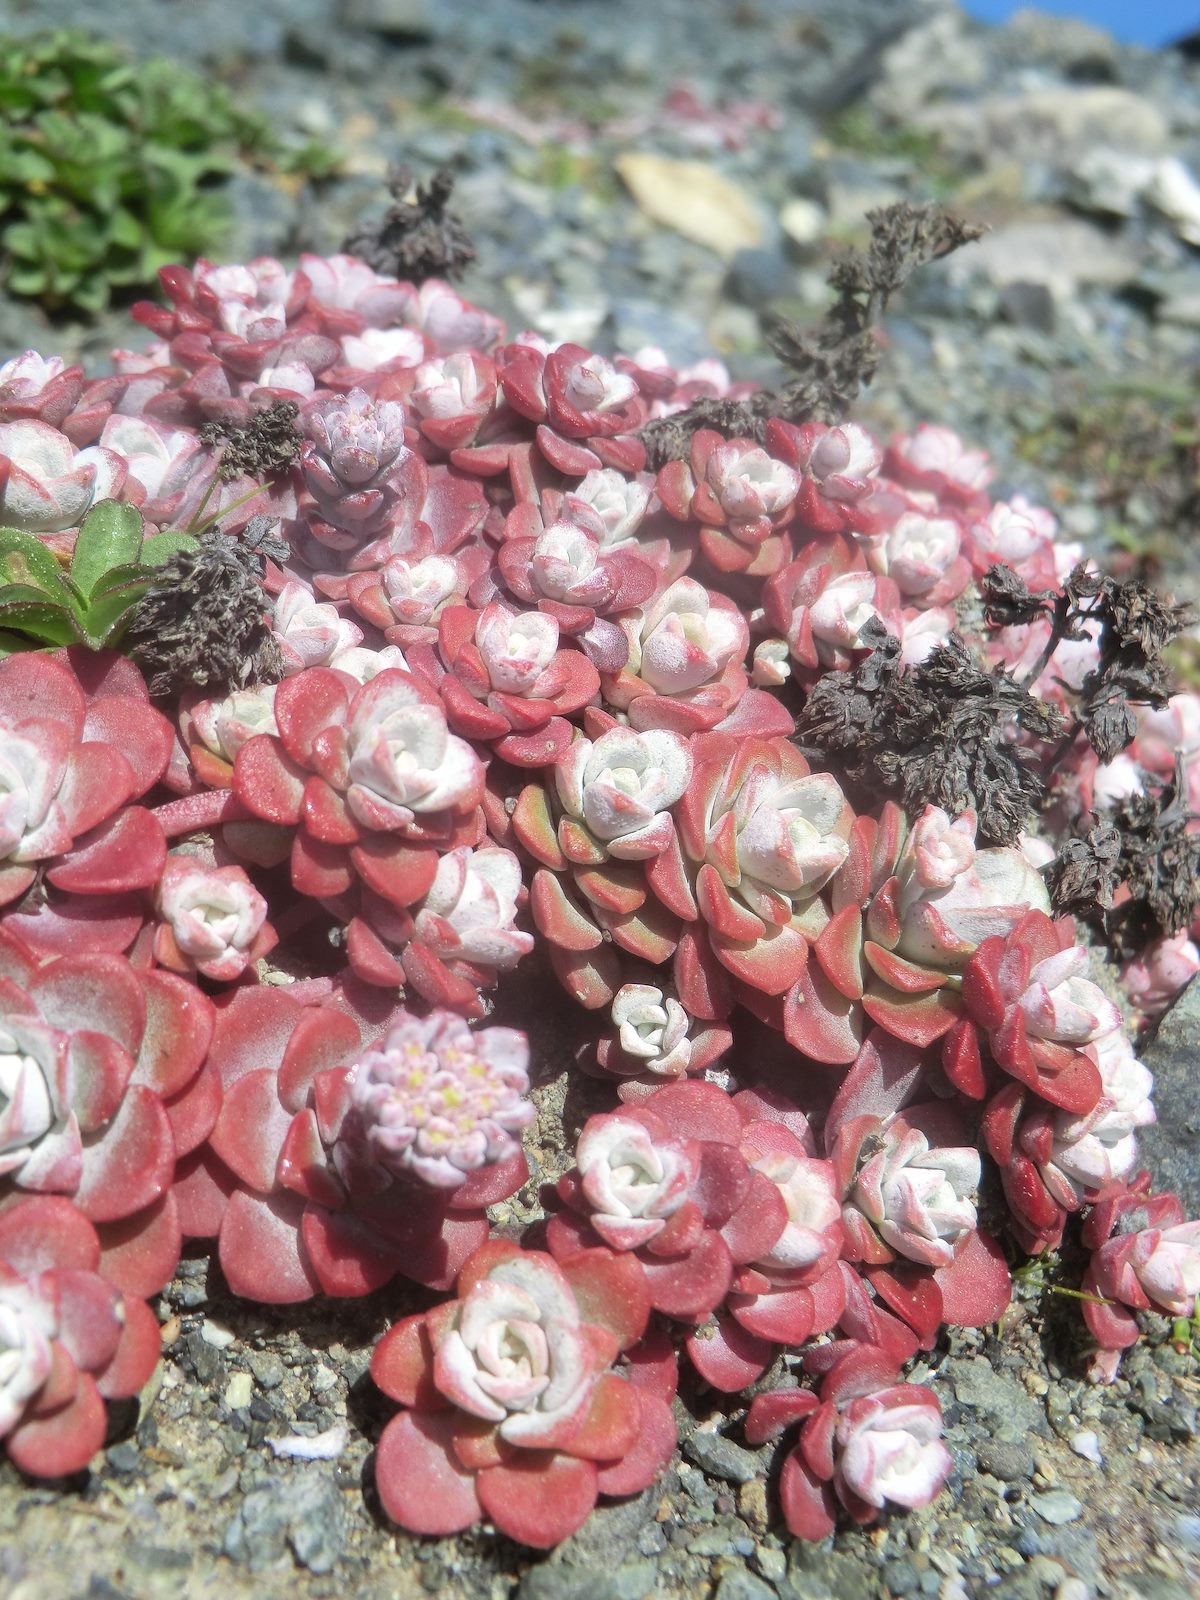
[0,29,337,314]
[0,500,196,651]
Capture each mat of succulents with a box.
[0,215,1197,1563]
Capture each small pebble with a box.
[682,1430,760,1485]
[224,1373,253,1410]
[1070,1430,1103,1464]
[1032,1490,1084,1525]
[201,1320,236,1349]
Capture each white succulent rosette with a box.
[432,1253,599,1444]
[575,1109,698,1250]
[751,1150,844,1279]
[0,419,127,533]
[0,724,74,867]
[1016,947,1121,1045]
[877,511,962,598]
[344,675,482,831]
[807,572,882,657]
[1050,1027,1155,1195]
[555,727,692,860]
[626,578,746,697]
[345,1013,532,1191]
[707,442,799,523]
[732,770,852,913]
[410,352,493,420]
[609,984,692,1078]
[895,806,1051,969]
[1130,1222,1200,1317]
[0,1282,54,1438]
[835,1387,952,1511]
[188,684,279,766]
[273,581,364,673]
[476,603,560,696]
[156,858,270,982]
[0,1015,77,1190]
[850,1125,980,1268]
[414,846,533,971]
[567,469,650,547]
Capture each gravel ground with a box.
[1,2,1199,1597]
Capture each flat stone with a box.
[945,1357,1047,1444]
[714,1571,776,1600]
[615,154,764,259]
[1032,1490,1084,1525]
[975,1439,1035,1482]
[1140,975,1200,1212]
[948,221,1140,297]
[683,1430,761,1484]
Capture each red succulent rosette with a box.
[412,599,601,767]
[230,665,485,923]
[369,1238,676,1548]
[946,910,1112,1113]
[0,1195,161,1478]
[0,651,172,942]
[178,990,530,1303]
[1080,1182,1200,1379]
[544,1081,790,1325]
[0,922,214,1297]
[496,342,648,476]
[744,1344,952,1541]
[655,429,800,576]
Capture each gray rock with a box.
[1032,1490,1084,1526]
[975,1439,1036,1482]
[714,1571,776,1600]
[1141,975,1200,1212]
[945,1357,1047,1444]
[727,247,794,309]
[517,1564,656,1600]
[222,1471,344,1574]
[683,1430,761,1485]
[997,281,1057,334]
[337,0,431,41]
[948,220,1140,297]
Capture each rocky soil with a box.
[1,2,1198,1598]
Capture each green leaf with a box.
[0,599,79,645]
[141,529,198,566]
[0,630,35,658]
[68,500,145,599]
[70,585,143,646]
[0,527,67,594]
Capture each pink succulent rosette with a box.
[181,994,531,1303]
[490,507,658,669]
[347,842,534,1012]
[1081,1184,1200,1380]
[546,1081,793,1328]
[0,921,215,1297]
[0,1195,161,1478]
[229,665,485,931]
[767,419,887,537]
[983,1024,1156,1253]
[0,419,127,535]
[418,600,601,767]
[496,341,648,477]
[762,532,901,676]
[644,732,853,1020]
[946,911,1117,1114]
[786,803,1049,1069]
[0,352,84,430]
[884,423,992,509]
[369,1238,676,1548]
[655,428,800,575]
[0,651,172,934]
[590,980,732,1085]
[745,1344,952,1540]
[153,857,276,982]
